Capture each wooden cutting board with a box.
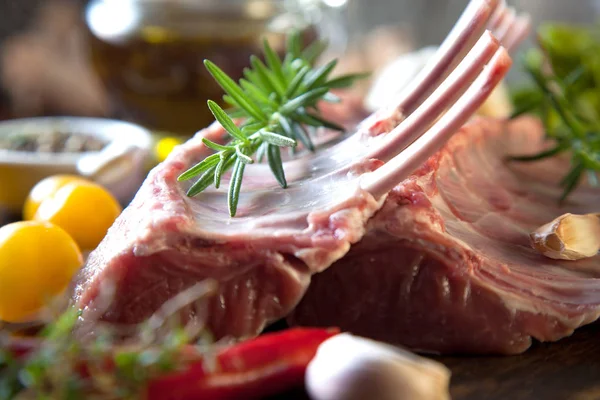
[438,321,600,400]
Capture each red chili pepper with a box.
[145,328,339,400]
[5,327,339,399]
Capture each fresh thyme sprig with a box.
[509,23,600,202]
[177,33,368,217]
[0,282,217,399]
[0,309,193,399]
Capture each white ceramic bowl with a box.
[0,117,152,216]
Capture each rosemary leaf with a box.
[579,149,600,170]
[250,56,286,98]
[304,60,338,91]
[525,61,586,139]
[241,122,266,135]
[280,87,329,115]
[187,166,218,196]
[178,153,220,181]
[214,154,235,189]
[287,31,302,59]
[235,145,254,164]
[243,68,266,92]
[263,39,286,88]
[228,159,245,217]
[259,131,297,147]
[296,112,345,131]
[240,79,278,108]
[294,123,315,152]
[302,60,337,90]
[246,58,274,94]
[223,95,237,108]
[201,138,232,152]
[560,161,585,202]
[267,144,287,188]
[280,118,314,152]
[227,108,247,119]
[302,39,328,65]
[204,60,267,122]
[285,66,311,99]
[207,101,247,142]
[326,72,371,89]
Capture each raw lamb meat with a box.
[73,0,541,354]
[289,115,600,355]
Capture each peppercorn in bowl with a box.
[0,117,152,215]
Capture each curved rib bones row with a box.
[355,0,529,198]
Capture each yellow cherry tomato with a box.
[155,136,182,162]
[0,221,83,323]
[23,175,86,221]
[33,180,122,250]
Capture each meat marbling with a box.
[70,0,578,355]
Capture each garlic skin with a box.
[530,213,600,260]
[305,333,451,400]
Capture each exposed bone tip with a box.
[483,29,501,46]
[519,14,533,31]
[485,47,513,76]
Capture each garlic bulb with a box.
[530,213,600,260]
[305,333,451,400]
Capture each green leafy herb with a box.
[0,281,217,399]
[178,32,367,216]
[509,23,600,201]
[0,310,190,399]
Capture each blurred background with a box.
[0,0,597,136]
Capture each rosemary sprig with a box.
[509,23,600,202]
[177,32,368,217]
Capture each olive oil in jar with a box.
[85,0,323,136]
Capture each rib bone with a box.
[361,48,512,198]
[494,7,518,43]
[504,15,532,53]
[365,31,500,164]
[487,0,508,31]
[395,0,500,116]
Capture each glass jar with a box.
[85,0,347,136]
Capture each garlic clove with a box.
[305,333,451,400]
[530,213,600,260]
